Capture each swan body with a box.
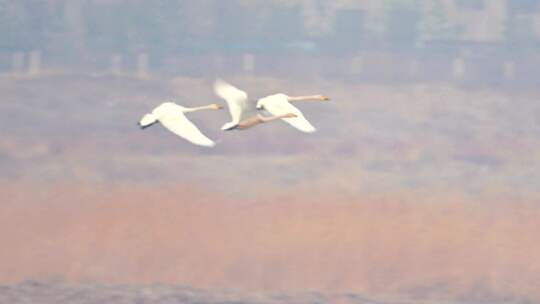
[256,94,329,133]
[138,102,222,147]
[213,79,248,130]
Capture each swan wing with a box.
[258,94,316,133]
[213,79,248,124]
[159,112,215,147]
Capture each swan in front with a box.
[138,102,222,147]
[256,93,329,133]
[213,79,297,131]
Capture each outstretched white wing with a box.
[159,112,215,147]
[257,94,316,133]
[213,79,248,129]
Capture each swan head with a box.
[138,113,158,129]
[319,95,330,101]
[221,122,239,131]
[209,103,224,110]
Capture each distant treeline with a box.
[1,0,540,57]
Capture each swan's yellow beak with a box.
[212,104,224,110]
[321,96,330,101]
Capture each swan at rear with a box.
[213,79,325,132]
[256,93,329,133]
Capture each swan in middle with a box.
[213,79,297,131]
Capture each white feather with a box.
[139,102,215,147]
[213,79,248,130]
[256,94,316,133]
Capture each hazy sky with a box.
[2,0,540,57]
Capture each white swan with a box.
[256,94,329,133]
[213,79,248,130]
[213,79,299,131]
[138,102,222,147]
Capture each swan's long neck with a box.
[287,95,325,102]
[183,104,218,113]
[258,114,280,123]
[258,113,292,123]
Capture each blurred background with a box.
[1,1,540,303]
[2,0,540,83]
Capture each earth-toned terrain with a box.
[1,74,539,303]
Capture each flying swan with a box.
[213,79,297,131]
[138,102,222,147]
[256,93,329,133]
